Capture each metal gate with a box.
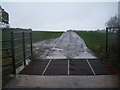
[106,27,120,58]
[1,28,33,75]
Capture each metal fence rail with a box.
[1,29,33,75]
[106,27,120,58]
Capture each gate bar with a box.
[11,32,16,75]
[22,31,26,66]
[30,31,33,59]
[106,28,108,58]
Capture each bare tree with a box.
[105,15,119,27]
[2,9,9,24]
[0,6,9,28]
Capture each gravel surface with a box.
[33,31,96,59]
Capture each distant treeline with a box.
[1,28,32,31]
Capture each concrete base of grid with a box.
[5,75,119,88]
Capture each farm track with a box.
[4,31,119,89]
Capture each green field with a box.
[32,31,107,61]
[2,30,119,86]
[76,31,107,59]
[76,31,106,51]
[2,30,107,70]
[32,31,63,43]
[32,31,106,57]
[33,30,118,71]
[32,31,106,49]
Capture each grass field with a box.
[76,31,106,59]
[32,31,107,58]
[32,31,108,61]
[76,31,106,50]
[2,30,119,86]
[32,31,63,43]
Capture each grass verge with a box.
[76,31,120,72]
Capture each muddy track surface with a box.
[33,31,96,59]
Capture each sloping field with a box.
[32,31,63,43]
[32,31,106,55]
[5,31,119,89]
[20,31,113,76]
[2,30,105,50]
[33,31,96,59]
[76,31,106,52]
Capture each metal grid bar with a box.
[15,52,23,58]
[14,45,23,50]
[0,40,11,42]
[14,32,23,34]
[25,54,31,59]
[2,48,11,51]
[2,55,12,59]
[2,64,13,67]
[14,38,23,41]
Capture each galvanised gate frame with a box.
[106,27,120,58]
[1,28,33,75]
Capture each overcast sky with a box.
[1,2,118,31]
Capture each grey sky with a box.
[1,2,118,31]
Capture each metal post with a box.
[118,27,120,60]
[22,31,26,66]
[11,32,16,75]
[106,28,108,58]
[30,31,33,59]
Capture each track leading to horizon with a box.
[20,31,114,75]
[20,59,113,75]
